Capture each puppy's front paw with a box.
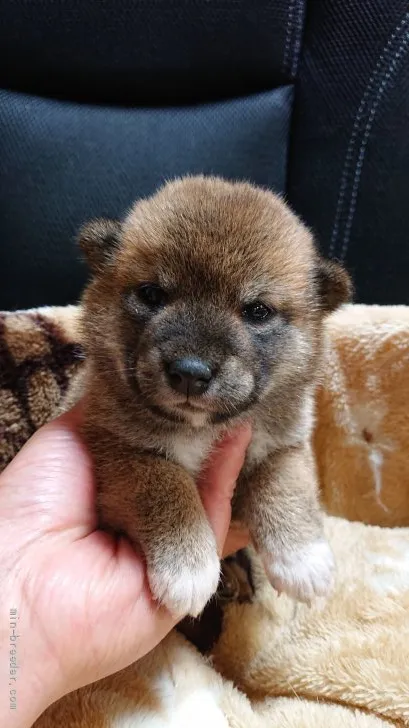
[261,539,335,604]
[147,538,220,619]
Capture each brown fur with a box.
[64,176,352,617]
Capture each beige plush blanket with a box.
[1,304,408,727]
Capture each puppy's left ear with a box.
[316,258,353,313]
[78,218,122,274]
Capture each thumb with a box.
[197,423,252,554]
[0,402,96,536]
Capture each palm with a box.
[27,529,169,692]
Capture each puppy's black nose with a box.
[166,358,213,396]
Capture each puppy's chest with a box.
[165,432,215,477]
[165,427,279,478]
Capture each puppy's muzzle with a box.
[165,358,213,397]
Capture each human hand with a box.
[0,404,250,727]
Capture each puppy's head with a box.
[79,177,351,428]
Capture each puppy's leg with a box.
[240,443,334,603]
[94,446,220,619]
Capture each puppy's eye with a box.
[241,301,274,324]
[137,283,167,309]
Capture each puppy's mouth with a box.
[156,394,216,421]
[148,392,258,426]
[143,397,211,426]
[176,399,211,412]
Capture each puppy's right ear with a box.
[78,218,122,274]
[316,258,353,314]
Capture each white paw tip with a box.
[148,550,220,619]
[262,539,335,604]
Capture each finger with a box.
[198,423,252,554]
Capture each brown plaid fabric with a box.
[0,306,83,472]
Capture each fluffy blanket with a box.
[1,304,408,727]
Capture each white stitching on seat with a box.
[329,13,409,261]
[282,0,296,77]
[340,32,409,260]
[282,0,305,80]
[290,0,306,79]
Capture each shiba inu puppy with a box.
[65,176,351,618]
